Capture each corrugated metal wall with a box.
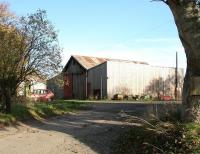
[66,58,85,74]
[107,61,184,99]
[87,63,107,99]
[65,58,86,99]
[72,74,86,99]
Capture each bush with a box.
[112,120,200,154]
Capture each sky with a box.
[3,0,186,70]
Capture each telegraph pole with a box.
[175,51,178,100]
[100,75,103,100]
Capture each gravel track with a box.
[0,102,179,154]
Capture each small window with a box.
[33,90,37,94]
[42,90,47,94]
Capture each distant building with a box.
[48,55,184,100]
[18,74,46,96]
[47,73,64,99]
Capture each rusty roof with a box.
[72,55,108,70]
[71,55,148,70]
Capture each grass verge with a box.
[112,120,200,154]
[0,100,87,126]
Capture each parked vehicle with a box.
[30,89,54,102]
[159,95,172,101]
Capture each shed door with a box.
[64,74,73,99]
[87,82,91,98]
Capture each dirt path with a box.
[0,102,180,154]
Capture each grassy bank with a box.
[0,100,87,126]
[112,120,200,154]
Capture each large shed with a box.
[55,55,184,100]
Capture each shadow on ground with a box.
[5,102,181,154]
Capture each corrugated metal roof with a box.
[108,59,148,65]
[72,55,108,70]
[72,55,148,70]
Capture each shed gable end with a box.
[64,57,86,74]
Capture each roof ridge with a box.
[72,55,148,65]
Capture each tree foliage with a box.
[18,10,62,78]
[157,0,200,5]
[0,3,62,113]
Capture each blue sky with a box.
[4,0,186,70]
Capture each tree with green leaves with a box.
[0,3,62,113]
[158,0,200,123]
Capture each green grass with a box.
[0,100,87,126]
[112,120,200,154]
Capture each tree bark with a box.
[167,0,200,122]
[2,88,11,113]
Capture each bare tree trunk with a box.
[167,1,200,122]
[2,88,11,113]
[5,90,11,114]
[182,61,200,122]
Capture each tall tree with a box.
[0,3,18,113]
[159,0,200,122]
[0,4,62,113]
